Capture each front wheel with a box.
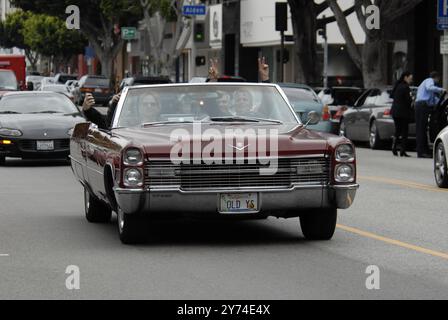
[435,142,448,188]
[117,209,148,245]
[84,187,112,223]
[300,208,337,241]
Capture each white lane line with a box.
[0,254,10,257]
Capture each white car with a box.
[434,126,448,188]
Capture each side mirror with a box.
[305,111,320,126]
[72,122,91,139]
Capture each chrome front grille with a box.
[145,157,330,191]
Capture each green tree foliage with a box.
[11,0,142,78]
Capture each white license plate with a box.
[219,193,259,214]
[36,141,54,151]
[95,88,102,93]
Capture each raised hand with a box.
[208,58,220,82]
[258,57,270,82]
[82,93,96,111]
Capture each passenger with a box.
[82,93,120,130]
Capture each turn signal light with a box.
[322,105,331,121]
[0,140,12,145]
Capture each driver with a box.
[234,89,257,115]
[119,93,162,127]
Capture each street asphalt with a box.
[0,146,447,300]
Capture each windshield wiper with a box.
[0,111,21,114]
[30,111,61,114]
[141,120,196,127]
[210,116,283,124]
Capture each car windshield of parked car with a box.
[0,94,78,114]
[0,71,18,90]
[84,77,110,87]
[331,89,363,106]
[282,87,320,104]
[116,85,298,128]
[42,85,70,93]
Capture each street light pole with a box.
[280,30,285,83]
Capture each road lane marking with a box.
[359,176,448,193]
[338,224,448,261]
[0,254,9,257]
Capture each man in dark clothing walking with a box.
[415,72,445,158]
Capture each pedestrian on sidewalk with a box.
[391,71,414,157]
[415,72,446,158]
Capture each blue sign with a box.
[438,0,448,30]
[183,5,206,16]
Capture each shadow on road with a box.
[2,158,70,168]
[73,216,305,247]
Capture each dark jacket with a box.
[83,100,118,130]
[391,82,413,120]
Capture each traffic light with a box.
[275,2,288,32]
[194,23,205,42]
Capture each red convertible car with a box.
[70,83,359,244]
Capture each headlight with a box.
[0,128,23,137]
[124,148,143,165]
[123,168,143,187]
[335,144,355,162]
[335,164,355,183]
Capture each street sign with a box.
[121,27,137,40]
[441,36,448,54]
[183,5,206,16]
[438,0,448,30]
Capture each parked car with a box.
[73,75,112,106]
[54,73,78,85]
[318,87,365,134]
[70,83,359,244]
[279,83,332,133]
[40,84,75,102]
[41,77,56,87]
[0,92,84,164]
[26,75,44,91]
[119,76,172,92]
[0,70,19,98]
[434,124,448,188]
[340,87,418,149]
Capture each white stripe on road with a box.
[0,254,10,257]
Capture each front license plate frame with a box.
[219,193,260,215]
[36,140,54,151]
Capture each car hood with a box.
[113,123,338,158]
[0,113,85,139]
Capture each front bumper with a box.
[0,138,70,159]
[113,184,359,217]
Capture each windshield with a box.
[116,85,298,127]
[282,87,320,103]
[84,78,110,87]
[0,94,79,114]
[0,71,18,90]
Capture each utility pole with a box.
[276,2,288,83]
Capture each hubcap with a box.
[118,209,125,233]
[370,124,377,147]
[435,145,446,183]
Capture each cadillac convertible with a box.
[70,83,359,244]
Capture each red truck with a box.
[0,55,26,92]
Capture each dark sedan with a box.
[0,92,85,165]
[340,87,417,149]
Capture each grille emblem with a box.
[229,143,250,151]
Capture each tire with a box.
[369,120,384,150]
[117,208,148,245]
[300,208,337,241]
[84,187,112,223]
[434,142,448,188]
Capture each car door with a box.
[344,90,370,140]
[355,89,380,141]
[85,127,112,201]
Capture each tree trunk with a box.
[362,32,387,88]
[288,0,319,84]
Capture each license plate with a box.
[36,141,54,151]
[219,193,259,214]
[95,88,102,93]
